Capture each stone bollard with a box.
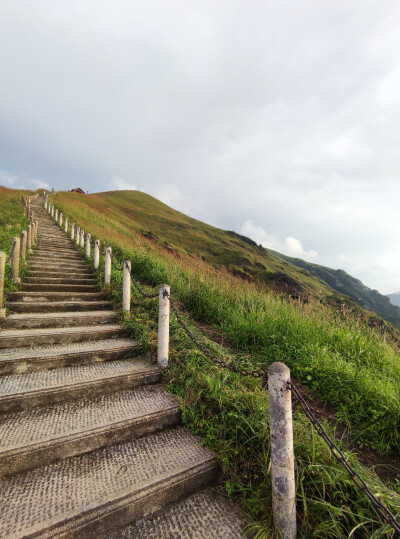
[59,213,63,227]
[48,204,51,215]
[268,362,296,539]
[11,237,21,284]
[20,231,27,260]
[35,220,39,243]
[122,261,131,312]
[80,229,85,248]
[64,217,68,233]
[71,223,75,241]
[104,247,112,284]
[51,206,54,218]
[27,224,32,250]
[44,199,47,209]
[0,252,6,318]
[85,233,91,257]
[76,227,80,246]
[157,284,170,367]
[54,209,58,222]
[94,240,100,270]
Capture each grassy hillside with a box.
[45,188,400,537]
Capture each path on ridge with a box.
[0,196,248,538]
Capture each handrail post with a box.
[122,261,131,311]
[11,237,21,284]
[104,247,112,284]
[59,212,63,227]
[20,231,27,260]
[80,229,85,248]
[64,217,68,233]
[51,205,54,218]
[85,233,91,258]
[71,223,75,241]
[268,362,296,539]
[157,284,170,367]
[0,252,6,318]
[94,240,100,270]
[75,227,80,246]
[54,208,58,222]
[27,225,32,250]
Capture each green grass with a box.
[46,190,400,536]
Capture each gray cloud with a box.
[1,1,400,293]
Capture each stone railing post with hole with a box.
[71,223,75,241]
[20,231,27,260]
[0,252,5,318]
[64,218,68,234]
[104,247,112,284]
[86,234,91,258]
[54,208,58,222]
[158,285,170,367]
[76,227,80,246]
[27,225,32,250]
[59,213,63,227]
[80,229,85,248]
[268,362,296,539]
[94,240,100,270]
[122,261,131,311]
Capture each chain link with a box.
[125,262,159,299]
[165,291,266,380]
[289,382,400,535]
[110,254,124,272]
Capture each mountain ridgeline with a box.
[51,188,400,329]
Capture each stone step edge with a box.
[0,405,181,478]
[0,363,161,413]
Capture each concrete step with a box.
[21,283,99,292]
[0,428,217,538]
[32,253,83,262]
[6,300,113,313]
[106,488,248,538]
[25,276,97,284]
[0,337,139,374]
[30,259,86,268]
[1,310,119,329]
[0,358,161,412]
[28,268,93,277]
[7,291,107,302]
[0,385,180,477]
[0,324,127,349]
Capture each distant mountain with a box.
[268,251,400,328]
[387,292,400,307]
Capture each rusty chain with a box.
[289,382,400,535]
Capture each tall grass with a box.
[53,192,400,536]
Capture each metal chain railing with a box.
[124,262,159,299]
[289,382,400,535]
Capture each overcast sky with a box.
[1,1,400,294]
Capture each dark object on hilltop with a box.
[69,188,85,194]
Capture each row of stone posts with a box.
[49,200,296,538]
[1,195,40,318]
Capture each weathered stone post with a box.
[20,231,27,260]
[44,199,47,209]
[64,217,68,233]
[157,284,170,367]
[122,261,131,311]
[71,223,75,241]
[268,362,296,539]
[94,240,100,270]
[27,225,32,250]
[54,208,58,222]
[11,237,21,284]
[0,252,6,318]
[48,204,51,215]
[51,206,54,218]
[35,220,39,243]
[59,212,63,227]
[76,227,80,246]
[86,233,91,258]
[104,247,112,284]
[80,229,85,248]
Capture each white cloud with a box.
[241,220,318,262]
[0,169,49,190]
[109,175,137,191]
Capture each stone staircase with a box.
[0,198,248,538]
